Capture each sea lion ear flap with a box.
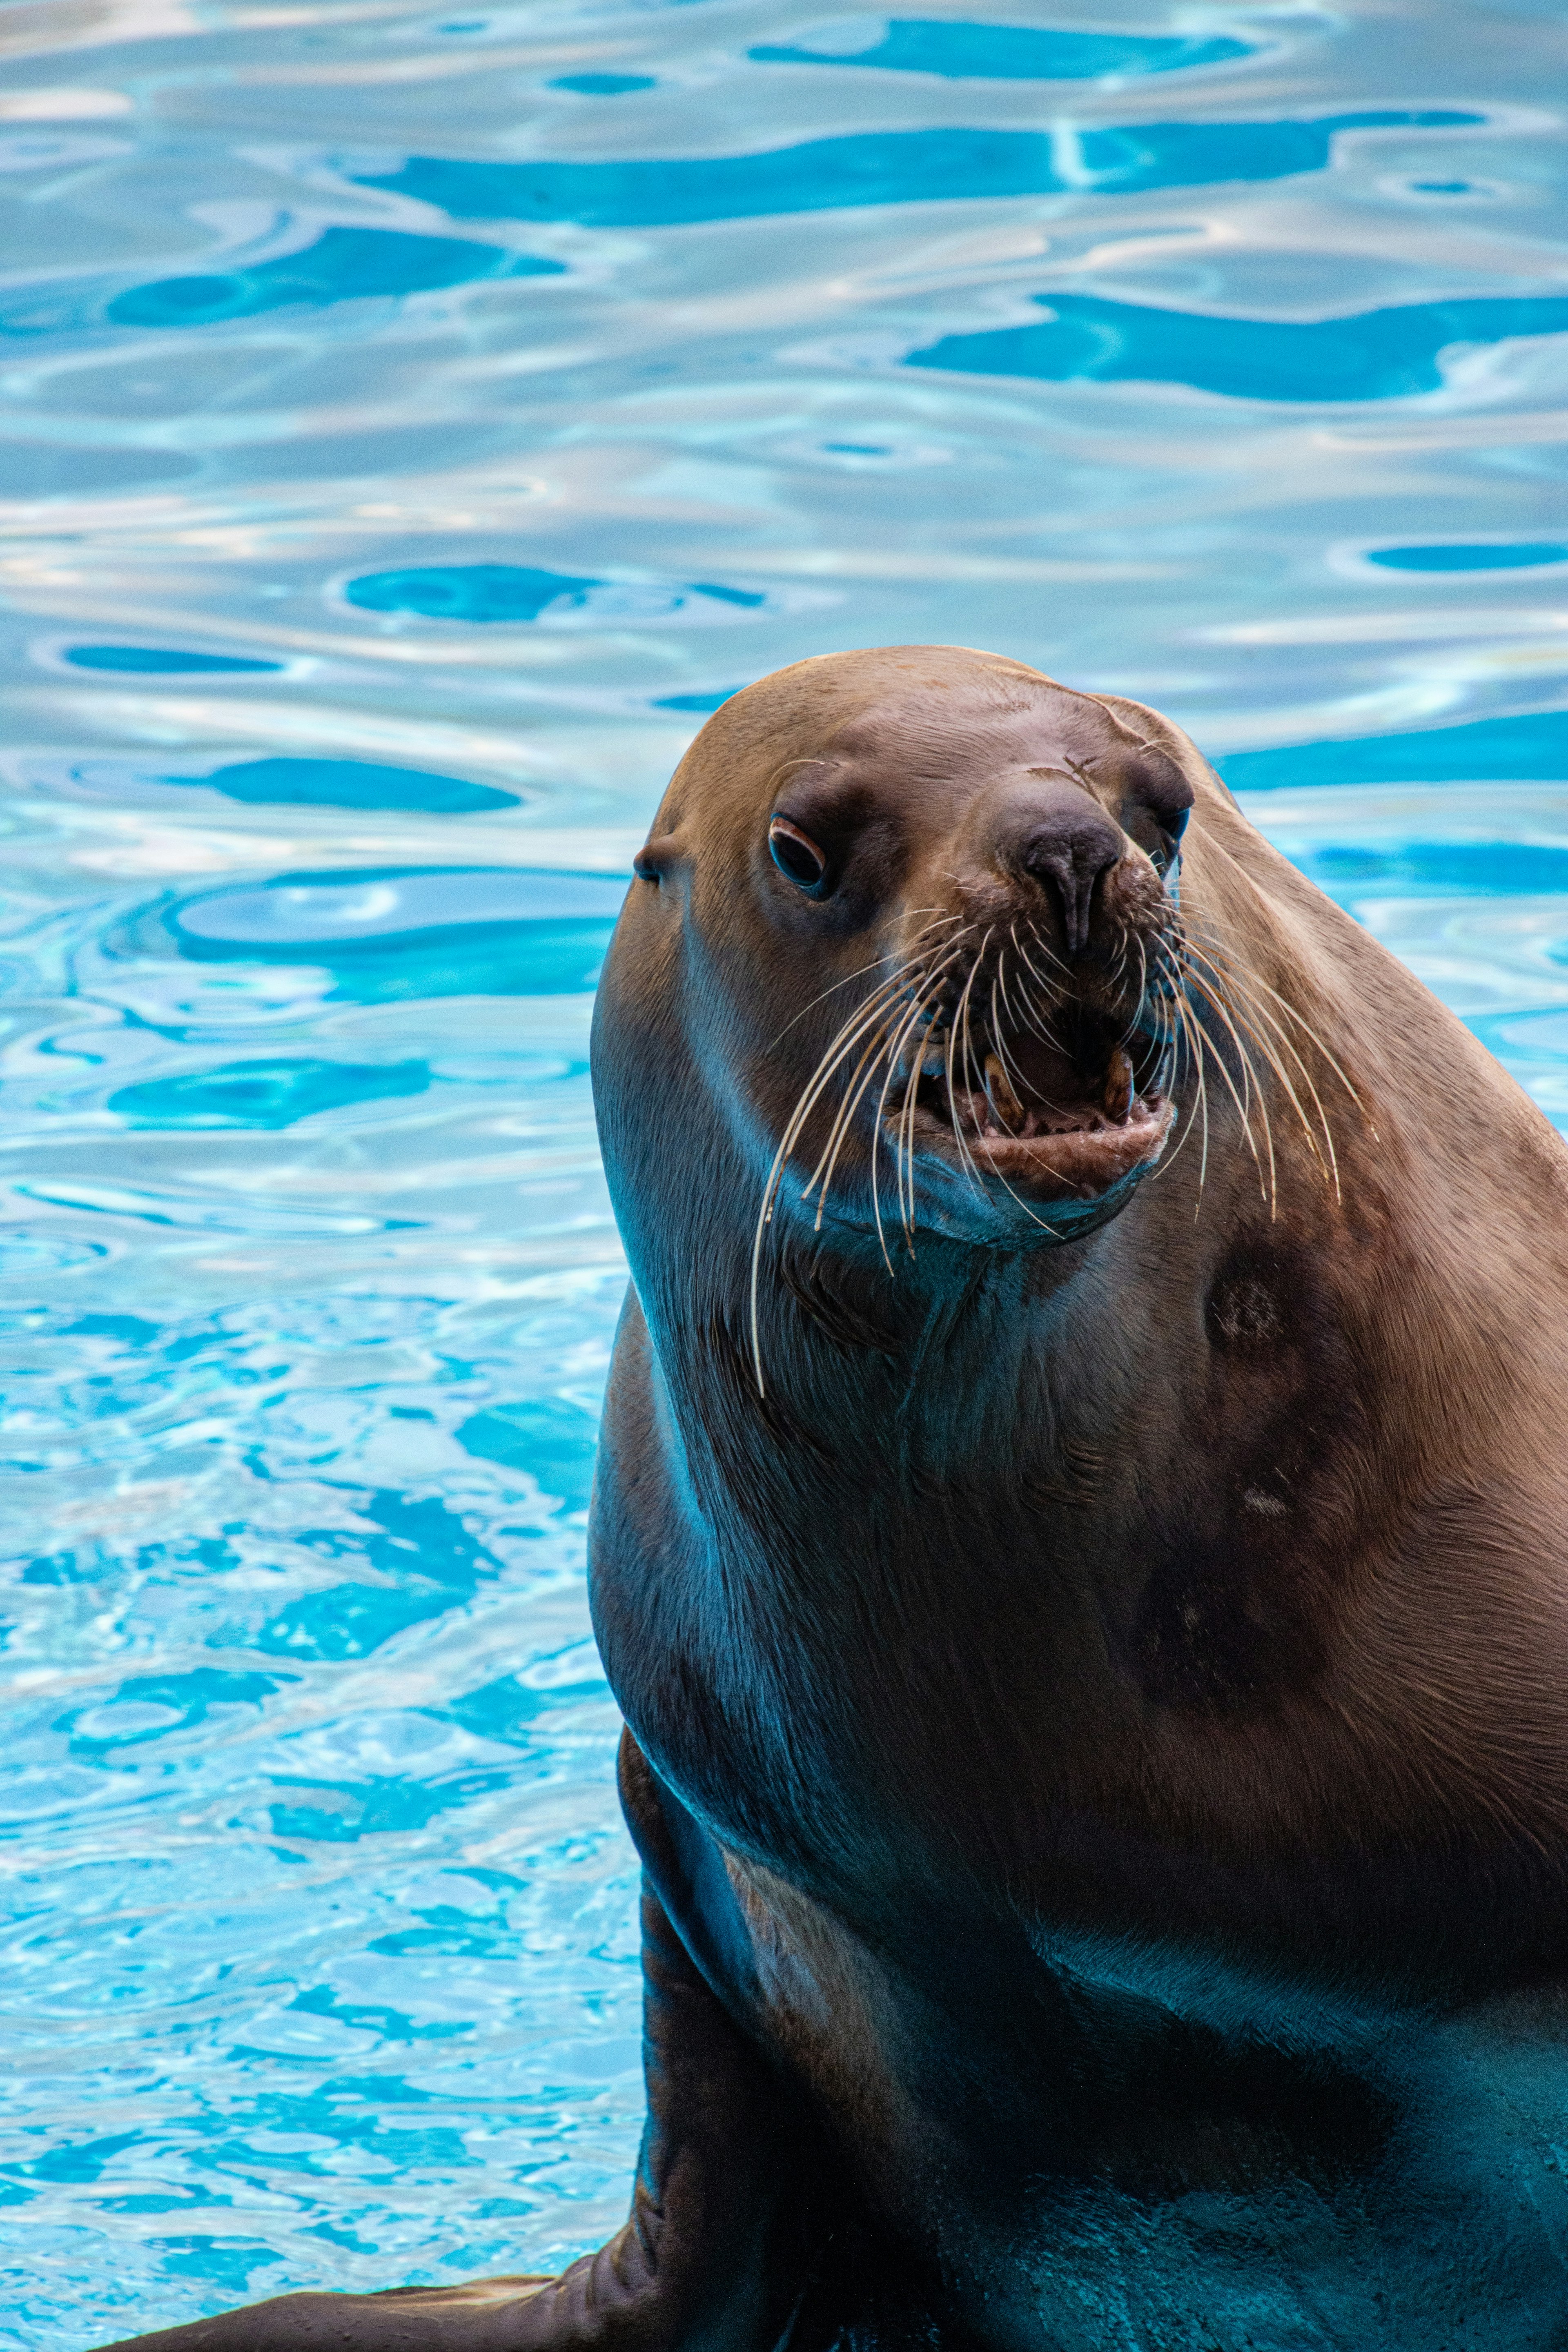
[634,834,683,884]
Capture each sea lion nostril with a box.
[1016,805,1123,958]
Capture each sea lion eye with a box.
[768,815,830,895]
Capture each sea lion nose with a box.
[1000,780,1124,958]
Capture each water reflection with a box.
[1,0,1566,2341]
[748,18,1256,80]
[355,109,1479,226]
[912,288,1568,402]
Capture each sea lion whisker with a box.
[1009,954,1068,1053]
[772,914,962,1056]
[816,1023,906,1256]
[944,955,987,1195]
[788,976,918,1171]
[1182,993,1213,1216]
[900,993,951,1232]
[795,980,918,1183]
[1225,985,1343,1204]
[985,967,1030,1132]
[1142,941,1175,1063]
[1147,1049,1203,1185]
[1147,1086,1198,1183]
[996,944,1053,1074]
[803,1015,906,1224]
[761,1029,891,1289]
[958,941,1072,1235]
[1180,940,1339,1198]
[996,934,1026,1030]
[896,1011,929,1241]
[801,942,971,1271]
[1020,987,1066,1052]
[1251,978,1377,1144]
[1167,942,1269,1204]
[958,928,992,1116]
[1158,982,1210,1215]
[766,943,930,1050]
[1180,936,1255,1131]
[1138,930,1177,1054]
[1185,918,1373,1133]
[1118,934,1151,1052]
[1180,923,1354,1185]
[799,949,969,1205]
[751,976,920,1381]
[870,986,949,1274]
[752,903,1052,1383]
[1013,927,1073,1049]
[1161,931,1269,1204]
[1019,920,1073,989]
[895,980,953,1242]
[1179,960,1278,1215]
[1005,924,1059,1042]
[791,958,929,1110]
[811,951,967,1231]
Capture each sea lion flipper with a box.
[94,1875,822,2352]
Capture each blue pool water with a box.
[2,0,1568,2339]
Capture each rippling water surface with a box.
[4,0,1568,2338]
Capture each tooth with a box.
[1103,1046,1134,1123]
[984,1054,1022,1125]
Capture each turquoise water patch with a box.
[156,868,626,1003]
[1217,709,1568,790]
[345,566,767,624]
[106,224,561,330]
[911,289,1568,401]
[439,1668,607,1752]
[550,74,655,95]
[60,1670,293,1755]
[652,688,739,711]
[354,113,1477,228]
[1366,542,1568,571]
[110,1059,432,1131]
[266,1771,510,1842]
[346,565,598,621]
[64,1314,158,1344]
[751,18,1252,80]
[457,1399,599,1510]
[256,1493,509,1664]
[1290,840,1568,898]
[65,646,283,674]
[163,756,517,814]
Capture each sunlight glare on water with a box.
[2,0,1568,2339]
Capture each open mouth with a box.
[894,1003,1174,1201]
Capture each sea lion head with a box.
[607,645,1208,1270]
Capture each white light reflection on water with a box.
[2,0,1568,2338]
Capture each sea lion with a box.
[105,645,1568,2352]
